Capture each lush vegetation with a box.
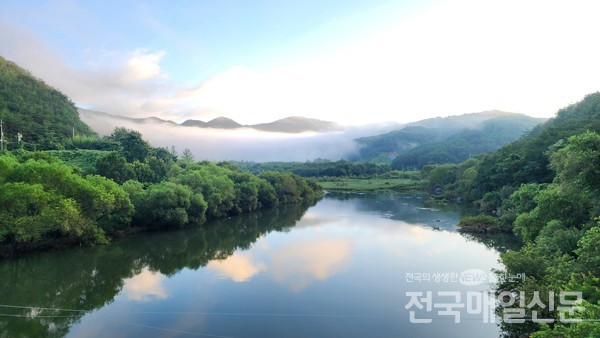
[0,128,322,256]
[0,57,324,256]
[0,56,95,149]
[422,93,600,336]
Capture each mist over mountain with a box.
[80,109,341,134]
[157,116,246,129]
[405,110,519,135]
[352,111,546,164]
[2,52,546,164]
[78,108,367,161]
[78,107,544,163]
[251,116,342,133]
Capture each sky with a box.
[1,0,600,125]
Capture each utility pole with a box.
[0,119,4,151]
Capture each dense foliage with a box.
[0,128,322,256]
[496,133,600,337]
[0,56,95,149]
[422,93,600,336]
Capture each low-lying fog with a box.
[80,112,400,162]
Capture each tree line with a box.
[0,128,322,256]
[236,159,392,177]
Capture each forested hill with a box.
[475,92,600,195]
[351,111,544,164]
[426,92,600,208]
[391,115,547,169]
[424,93,600,337]
[0,56,94,149]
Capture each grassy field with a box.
[316,177,426,191]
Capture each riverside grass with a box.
[317,177,426,192]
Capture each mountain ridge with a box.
[80,109,343,134]
[351,110,547,164]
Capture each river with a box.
[0,192,511,337]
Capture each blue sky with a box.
[1,0,600,125]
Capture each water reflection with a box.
[121,268,168,302]
[0,193,507,338]
[325,191,465,229]
[208,252,267,282]
[270,237,354,292]
[207,235,354,292]
[0,202,313,338]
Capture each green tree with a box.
[0,182,104,246]
[95,151,135,184]
[126,181,205,229]
[107,128,151,162]
[575,225,600,273]
[181,148,194,163]
[550,131,600,194]
[422,164,457,190]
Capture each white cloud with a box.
[154,0,600,124]
[0,23,171,117]
[125,49,166,82]
[2,0,600,125]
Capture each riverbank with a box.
[316,177,426,191]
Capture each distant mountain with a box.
[406,110,518,136]
[391,115,547,168]
[81,109,341,134]
[0,56,94,149]
[182,116,242,129]
[351,111,546,164]
[180,119,206,127]
[78,108,177,135]
[207,117,243,129]
[183,116,341,133]
[251,116,342,133]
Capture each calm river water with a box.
[0,192,509,337]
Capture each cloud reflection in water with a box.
[121,267,168,302]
